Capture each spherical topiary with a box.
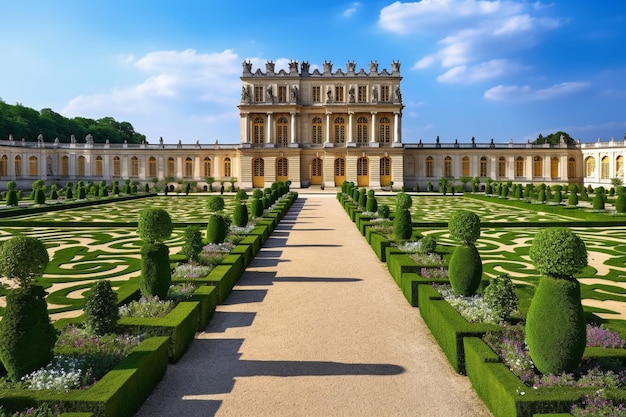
[84,280,119,335]
[448,210,481,244]
[448,244,483,296]
[0,285,56,380]
[250,198,264,218]
[393,208,412,241]
[137,208,173,244]
[396,192,413,210]
[0,236,49,288]
[568,192,578,206]
[206,214,228,244]
[616,193,626,213]
[232,203,249,227]
[529,228,587,278]
[592,193,605,210]
[140,242,171,299]
[207,196,225,213]
[378,204,390,219]
[235,190,248,202]
[252,189,263,199]
[182,225,203,262]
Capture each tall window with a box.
[551,157,559,178]
[278,86,287,103]
[95,156,103,177]
[462,156,470,176]
[357,86,367,102]
[0,155,7,177]
[61,156,69,177]
[253,117,265,144]
[356,116,368,143]
[254,86,264,102]
[380,157,391,176]
[533,156,543,177]
[184,157,193,178]
[77,156,86,177]
[167,157,175,177]
[312,158,322,177]
[381,85,390,102]
[357,157,368,176]
[224,157,231,177]
[617,155,624,176]
[203,157,211,177]
[601,156,609,179]
[14,156,21,177]
[130,156,139,177]
[276,116,288,146]
[515,156,525,177]
[498,156,506,177]
[113,156,121,177]
[585,157,595,177]
[334,158,345,177]
[426,156,434,177]
[253,158,264,176]
[335,86,344,102]
[312,117,323,144]
[312,86,321,102]
[148,157,157,178]
[444,156,452,177]
[378,116,390,144]
[480,157,487,177]
[568,158,576,178]
[334,117,345,143]
[29,156,38,176]
[276,157,288,178]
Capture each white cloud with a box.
[483,81,590,102]
[437,59,522,83]
[343,2,361,18]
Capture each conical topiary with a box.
[526,227,587,375]
[568,192,578,206]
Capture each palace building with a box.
[0,60,624,191]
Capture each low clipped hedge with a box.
[368,231,392,262]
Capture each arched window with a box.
[498,156,506,177]
[224,157,232,177]
[203,157,211,177]
[253,158,264,176]
[585,157,595,177]
[253,117,265,144]
[113,156,121,177]
[616,156,624,177]
[379,116,391,144]
[0,155,7,177]
[276,116,288,146]
[334,117,345,143]
[462,156,470,177]
[356,116,368,144]
[276,157,288,178]
[29,156,38,176]
[550,157,559,178]
[515,156,525,177]
[480,156,487,177]
[130,156,139,178]
[426,156,434,177]
[148,157,157,178]
[14,156,21,177]
[312,158,322,177]
[444,156,452,177]
[380,157,391,176]
[95,156,103,177]
[167,157,175,177]
[312,117,323,144]
[77,156,86,177]
[568,158,576,178]
[184,157,193,178]
[533,156,543,177]
[601,156,609,179]
[61,155,69,177]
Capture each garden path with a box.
[135,192,492,417]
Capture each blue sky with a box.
[1,0,625,144]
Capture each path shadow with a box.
[220,289,268,305]
[285,243,343,248]
[274,276,362,283]
[207,312,256,333]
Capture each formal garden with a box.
[339,182,626,417]
[0,180,297,416]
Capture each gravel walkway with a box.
[135,193,492,417]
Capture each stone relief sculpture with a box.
[290,86,299,102]
[372,86,378,102]
[241,86,250,103]
[349,87,355,103]
[395,86,402,102]
[347,61,356,73]
[327,87,333,102]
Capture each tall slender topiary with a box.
[207,196,227,243]
[0,236,55,380]
[526,228,587,375]
[447,210,482,296]
[232,203,249,227]
[358,188,367,209]
[393,192,413,241]
[84,280,119,335]
[137,208,173,298]
[366,190,378,213]
[616,192,626,213]
[182,225,204,262]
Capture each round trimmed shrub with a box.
[232,203,249,227]
[235,190,248,202]
[0,285,56,380]
[448,210,480,244]
[393,208,412,241]
[182,225,203,262]
[0,236,49,288]
[84,280,119,335]
[396,192,412,210]
[448,244,483,296]
[616,193,626,213]
[207,214,228,244]
[529,228,587,278]
[592,192,605,210]
[207,196,225,213]
[568,192,578,206]
[137,208,173,243]
[252,189,263,199]
[140,242,171,299]
[250,198,264,218]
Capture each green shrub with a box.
[0,236,49,288]
[65,187,73,199]
[262,195,271,209]
[207,195,225,213]
[99,186,109,197]
[358,189,367,209]
[235,190,248,201]
[5,189,18,206]
[393,208,412,241]
[529,228,587,278]
[0,285,56,380]
[378,204,390,219]
[418,235,437,254]
[567,191,578,206]
[77,186,86,199]
[580,187,588,201]
[396,192,413,210]
[137,208,173,243]
[207,214,228,243]
[182,225,203,262]
[448,210,480,244]
[250,198,264,218]
[483,273,518,322]
[616,193,626,213]
[140,242,171,299]
[448,244,483,296]
[552,189,562,203]
[232,203,249,227]
[84,280,119,335]
[366,193,378,213]
[592,192,605,210]
[252,189,263,199]
[34,188,45,205]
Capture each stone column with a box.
[325,112,331,144]
[370,112,377,143]
[290,112,296,144]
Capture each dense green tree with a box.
[84,280,119,335]
[534,131,575,146]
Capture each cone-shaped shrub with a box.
[448,210,482,296]
[140,242,171,299]
[616,193,626,213]
[553,189,562,203]
[568,192,578,206]
[5,190,18,206]
[112,183,120,195]
[580,187,588,201]
[592,193,605,210]
[251,198,264,218]
[99,187,109,197]
[77,186,86,199]
[66,187,73,199]
[526,228,587,375]
[84,280,119,335]
[233,203,249,227]
[538,188,546,203]
[207,215,228,243]
[34,188,45,205]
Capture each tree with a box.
[84,280,119,335]
[0,236,49,288]
[182,226,204,262]
[534,131,575,146]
